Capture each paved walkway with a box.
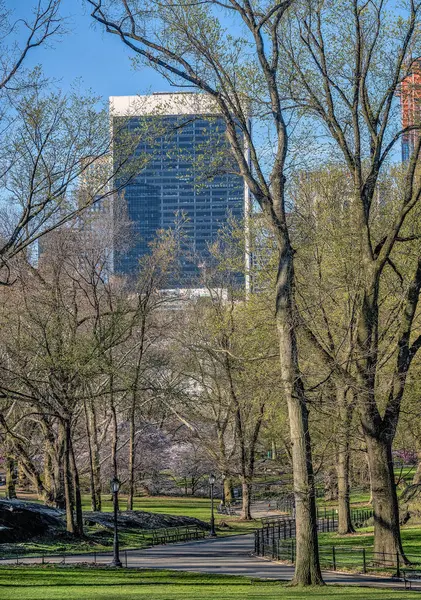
[5,533,416,591]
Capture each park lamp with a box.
[111,476,121,494]
[209,473,216,485]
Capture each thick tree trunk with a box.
[276,249,322,585]
[366,435,405,564]
[5,457,17,499]
[336,387,355,535]
[224,477,233,504]
[337,451,354,534]
[240,479,252,520]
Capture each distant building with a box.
[400,60,421,161]
[38,155,114,275]
[110,93,249,288]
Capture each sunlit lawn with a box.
[0,568,418,600]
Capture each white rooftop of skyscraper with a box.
[109,92,218,117]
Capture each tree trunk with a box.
[84,400,98,512]
[224,477,233,504]
[240,479,252,520]
[336,387,355,534]
[276,266,323,585]
[70,438,84,537]
[271,440,277,460]
[63,420,75,534]
[43,443,55,505]
[110,375,119,511]
[127,395,136,511]
[90,403,102,511]
[5,457,17,499]
[412,450,421,485]
[324,469,337,502]
[366,435,405,563]
[54,426,66,509]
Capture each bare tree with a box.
[88,0,322,584]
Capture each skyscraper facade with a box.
[110,93,247,287]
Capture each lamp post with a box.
[111,476,122,567]
[221,474,226,506]
[209,473,217,537]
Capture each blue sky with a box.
[8,0,171,101]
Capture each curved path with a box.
[4,533,412,591]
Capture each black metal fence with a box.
[275,497,373,527]
[255,536,421,577]
[0,549,131,567]
[151,525,206,545]
[0,524,207,566]
[256,515,339,551]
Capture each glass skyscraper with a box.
[110,93,247,287]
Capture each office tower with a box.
[110,93,248,288]
[400,60,421,161]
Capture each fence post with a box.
[332,546,336,571]
[291,541,294,563]
[94,551,97,565]
[42,553,44,565]
[327,516,330,532]
[283,521,286,540]
[125,550,128,568]
[363,548,366,574]
[272,533,276,559]
[396,552,400,579]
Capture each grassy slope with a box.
[0,495,257,557]
[0,568,418,600]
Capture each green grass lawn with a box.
[0,568,418,600]
[318,523,421,554]
[313,522,421,573]
[83,495,213,519]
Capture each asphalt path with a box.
[3,533,417,591]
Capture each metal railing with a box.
[151,525,206,545]
[0,524,207,565]
[255,537,421,577]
